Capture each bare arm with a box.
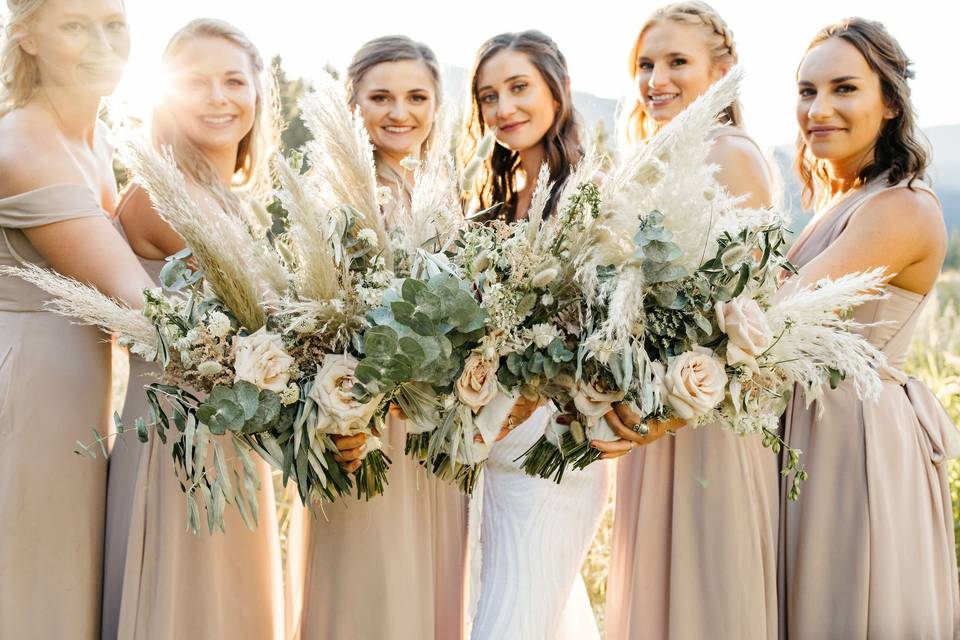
[0,121,154,308]
[795,187,945,295]
[21,217,154,308]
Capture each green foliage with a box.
[354,274,487,399]
[498,339,575,389]
[273,55,313,155]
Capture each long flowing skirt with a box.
[472,407,608,640]
[0,312,112,639]
[606,425,778,639]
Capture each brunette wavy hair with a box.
[460,30,583,221]
[796,17,929,208]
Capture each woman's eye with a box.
[106,20,127,31]
[480,93,497,104]
[637,61,653,71]
[371,95,388,103]
[670,58,687,66]
[227,78,246,87]
[798,88,815,98]
[511,82,527,93]
[836,84,856,94]
[63,22,85,32]
[410,94,427,103]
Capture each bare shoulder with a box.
[708,134,772,207]
[851,183,945,258]
[0,109,81,196]
[708,134,765,165]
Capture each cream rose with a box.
[232,328,294,392]
[456,354,499,412]
[715,297,773,375]
[308,355,380,435]
[663,346,728,419]
[572,378,625,421]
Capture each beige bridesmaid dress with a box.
[604,127,780,640]
[103,184,284,640]
[292,415,468,640]
[290,166,468,639]
[779,176,960,639]
[0,185,115,639]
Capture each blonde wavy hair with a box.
[154,18,280,206]
[625,1,742,144]
[1,0,48,115]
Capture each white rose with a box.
[232,327,294,392]
[572,378,625,421]
[715,297,773,376]
[663,346,728,419]
[308,354,380,435]
[455,354,500,412]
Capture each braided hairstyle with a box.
[460,30,583,222]
[795,17,929,208]
[626,1,742,144]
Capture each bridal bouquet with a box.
[382,144,613,491]
[516,70,887,498]
[5,74,469,530]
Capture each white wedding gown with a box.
[471,406,609,640]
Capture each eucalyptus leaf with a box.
[401,278,428,302]
[233,381,261,421]
[364,325,399,358]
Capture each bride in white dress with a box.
[458,30,609,639]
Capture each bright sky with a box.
[115,0,958,149]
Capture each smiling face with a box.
[634,20,723,125]
[163,36,257,160]
[19,0,129,97]
[796,37,894,171]
[476,49,558,153]
[354,59,437,163]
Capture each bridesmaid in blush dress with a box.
[779,18,958,639]
[290,35,468,640]
[597,4,780,638]
[0,1,154,638]
[102,19,284,640]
